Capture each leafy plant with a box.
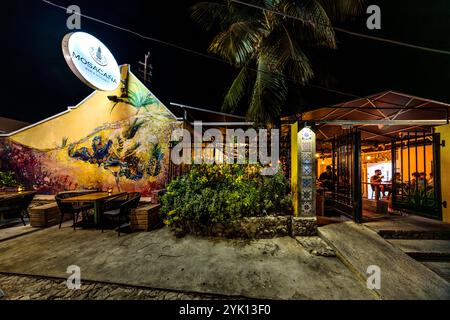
[160,164,292,229]
[397,185,437,210]
[191,0,364,124]
[61,137,69,148]
[0,171,19,187]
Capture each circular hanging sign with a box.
[62,32,121,91]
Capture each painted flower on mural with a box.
[68,136,113,165]
[67,120,165,191]
[69,134,145,191]
[1,141,78,193]
[147,143,164,177]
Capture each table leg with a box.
[94,201,101,225]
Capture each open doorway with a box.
[284,91,449,224]
[316,130,442,223]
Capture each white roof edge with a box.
[329,90,450,109]
[0,90,97,137]
[1,64,177,138]
[387,90,450,108]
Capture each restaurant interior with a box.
[284,90,450,223]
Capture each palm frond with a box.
[316,0,365,22]
[277,0,336,49]
[222,66,249,112]
[208,21,265,66]
[190,1,229,31]
[266,25,314,83]
[247,53,287,124]
[127,84,159,110]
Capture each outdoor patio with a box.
[0,222,375,300]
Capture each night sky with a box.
[1,0,449,123]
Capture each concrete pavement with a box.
[0,223,374,300]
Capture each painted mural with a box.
[0,68,181,196]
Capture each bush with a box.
[160,164,292,229]
[0,171,19,187]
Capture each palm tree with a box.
[191,0,364,125]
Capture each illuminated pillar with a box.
[291,122,299,216]
[298,126,316,217]
[435,124,450,223]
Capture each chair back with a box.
[0,196,23,215]
[19,192,37,212]
[55,191,90,214]
[0,191,36,216]
[127,192,141,201]
[55,194,76,214]
[119,192,141,216]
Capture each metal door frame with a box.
[391,131,442,220]
[330,129,362,223]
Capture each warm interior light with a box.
[315,153,320,158]
[366,155,372,161]
[321,160,325,165]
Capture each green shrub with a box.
[160,164,292,228]
[0,171,19,187]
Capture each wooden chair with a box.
[101,192,141,236]
[55,192,94,230]
[0,191,36,225]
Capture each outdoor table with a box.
[61,192,128,225]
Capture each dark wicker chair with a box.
[55,191,95,230]
[0,191,36,226]
[101,192,141,236]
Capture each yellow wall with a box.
[291,122,298,216]
[436,124,450,223]
[10,67,170,151]
[396,146,433,181]
[317,157,332,177]
[1,65,179,196]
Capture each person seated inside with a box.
[385,172,402,199]
[370,169,385,200]
[410,172,420,189]
[392,172,403,195]
[427,173,434,189]
[418,172,427,190]
[319,165,336,191]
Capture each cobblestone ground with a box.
[0,274,222,300]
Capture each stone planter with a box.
[291,216,317,236]
[171,215,317,239]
